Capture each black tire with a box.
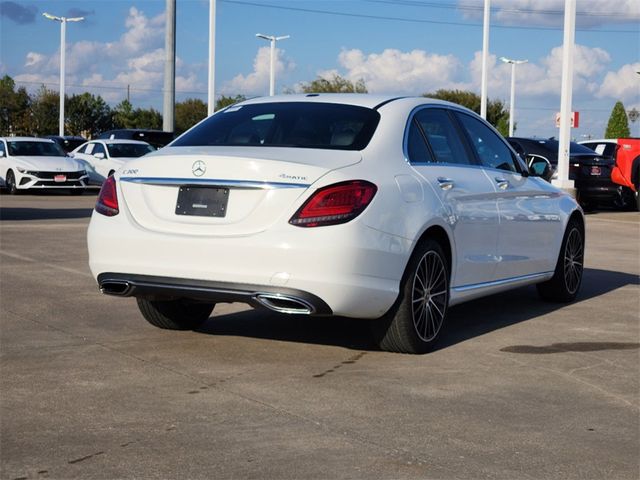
[537,218,584,302]
[372,239,450,354]
[5,170,18,195]
[136,298,215,330]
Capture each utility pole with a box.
[480,0,490,119]
[163,0,176,133]
[553,0,576,194]
[500,57,528,137]
[208,0,217,115]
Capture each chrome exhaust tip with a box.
[100,280,132,296]
[254,293,315,315]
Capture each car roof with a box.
[0,136,55,143]
[235,94,471,112]
[90,139,151,145]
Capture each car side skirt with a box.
[449,271,555,306]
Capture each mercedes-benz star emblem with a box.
[192,160,206,177]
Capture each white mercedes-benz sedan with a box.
[88,95,585,353]
[0,137,89,194]
[71,139,155,185]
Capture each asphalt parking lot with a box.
[1,192,638,480]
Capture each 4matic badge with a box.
[192,160,206,177]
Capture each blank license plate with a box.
[175,186,229,217]
[54,174,67,182]
[590,166,601,176]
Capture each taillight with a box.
[289,180,377,227]
[95,175,119,216]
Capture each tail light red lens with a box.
[95,175,119,216]
[289,180,377,227]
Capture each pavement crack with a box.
[67,451,105,464]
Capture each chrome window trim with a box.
[120,176,310,190]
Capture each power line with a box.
[220,0,638,33]
[366,0,636,18]
[14,80,209,97]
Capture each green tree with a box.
[30,85,59,136]
[423,89,511,136]
[0,76,31,136]
[215,94,247,111]
[299,74,367,93]
[112,100,162,130]
[175,98,208,134]
[66,92,112,138]
[604,101,630,138]
[134,107,162,130]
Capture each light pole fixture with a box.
[500,56,528,137]
[43,12,84,137]
[256,33,290,96]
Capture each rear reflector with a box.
[289,180,377,227]
[95,175,119,216]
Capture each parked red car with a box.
[580,138,640,211]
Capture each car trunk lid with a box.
[118,146,361,236]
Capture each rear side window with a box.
[455,112,519,172]
[412,109,472,165]
[172,102,380,151]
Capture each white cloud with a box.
[319,48,464,94]
[597,62,640,103]
[13,7,204,105]
[221,46,294,96]
[459,0,640,27]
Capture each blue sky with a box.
[1,0,639,138]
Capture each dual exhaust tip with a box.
[99,280,314,315]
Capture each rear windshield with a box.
[107,143,154,158]
[8,141,66,157]
[172,102,380,150]
[580,142,616,159]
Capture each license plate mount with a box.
[175,186,229,217]
[54,174,67,183]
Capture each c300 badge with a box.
[192,160,206,177]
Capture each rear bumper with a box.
[88,210,411,319]
[97,272,333,315]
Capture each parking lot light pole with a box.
[553,0,576,193]
[43,13,85,136]
[500,57,528,137]
[480,0,490,119]
[256,33,289,96]
[208,0,216,115]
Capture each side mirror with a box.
[94,152,105,159]
[529,156,552,181]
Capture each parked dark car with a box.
[45,135,87,153]
[507,137,622,210]
[96,129,174,149]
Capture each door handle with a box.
[437,177,454,190]
[494,177,509,190]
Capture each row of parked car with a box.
[0,130,174,195]
[0,125,638,212]
[507,136,640,211]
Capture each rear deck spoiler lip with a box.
[119,177,311,190]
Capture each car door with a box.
[73,142,100,184]
[407,107,500,288]
[453,111,562,279]
[89,142,109,182]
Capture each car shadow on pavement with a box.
[0,207,94,221]
[196,267,639,352]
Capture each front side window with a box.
[172,102,381,151]
[7,141,66,157]
[413,109,472,165]
[107,143,154,158]
[0,141,5,156]
[455,113,519,172]
[92,143,106,156]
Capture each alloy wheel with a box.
[411,251,448,342]
[563,228,583,295]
